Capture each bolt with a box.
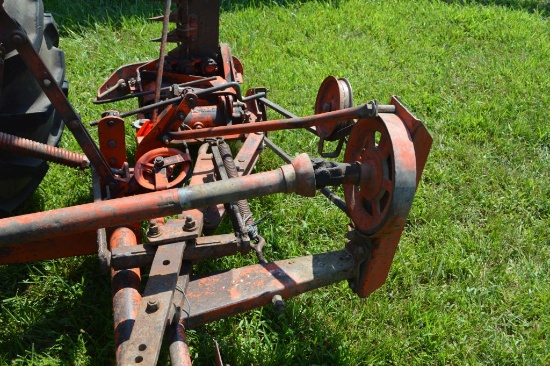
[185,95,197,109]
[43,78,51,87]
[12,33,23,46]
[147,220,161,238]
[146,299,159,313]
[109,157,118,166]
[107,140,116,149]
[177,112,186,121]
[107,120,116,127]
[68,120,79,129]
[272,295,285,313]
[154,156,164,169]
[162,135,170,145]
[183,215,196,231]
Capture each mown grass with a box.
[1,0,549,364]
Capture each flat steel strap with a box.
[120,242,186,365]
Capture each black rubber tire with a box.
[0,0,67,216]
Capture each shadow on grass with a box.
[440,0,550,15]
[42,0,344,36]
[192,297,354,365]
[0,256,114,363]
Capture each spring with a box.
[0,131,89,169]
[217,140,258,238]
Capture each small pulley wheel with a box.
[314,76,354,141]
[134,148,191,190]
[343,115,416,234]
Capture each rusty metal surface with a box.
[342,108,432,298]
[120,241,186,365]
[110,227,142,364]
[0,230,98,264]
[0,155,316,247]
[344,114,416,234]
[0,131,89,169]
[134,147,192,190]
[152,0,172,122]
[390,95,433,185]
[184,250,356,328]
[146,211,203,245]
[169,103,391,140]
[234,132,265,176]
[167,261,193,366]
[314,76,354,141]
[111,234,243,270]
[0,1,433,362]
[98,115,127,170]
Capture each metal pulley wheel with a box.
[314,76,354,141]
[343,114,416,234]
[134,148,192,190]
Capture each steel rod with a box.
[169,103,389,140]
[0,131,89,169]
[152,0,172,121]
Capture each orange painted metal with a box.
[344,114,416,234]
[110,227,142,364]
[168,103,381,140]
[0,155,314,247]
[98,115,127,170]
[390,96,433,185]
[1,0,433,362]
[134,147,192,190]
[343,104,431,297]
[184,250,356,328]
[0,230,98,264]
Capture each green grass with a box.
[1,0,549,364]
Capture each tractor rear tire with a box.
[0,0,68,216]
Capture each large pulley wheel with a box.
[134,148,191,191]
[343,114,416,234]
[314,76,354,141]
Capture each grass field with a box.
[1,0,549,364]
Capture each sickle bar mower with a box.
[0,0,432,364]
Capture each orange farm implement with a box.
[0,0,432,364]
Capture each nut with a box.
[147,220,161,238]
[183,215,196,231]
[146,299,159,313]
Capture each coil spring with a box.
[0,131,89,169]
[217,140,258,239]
